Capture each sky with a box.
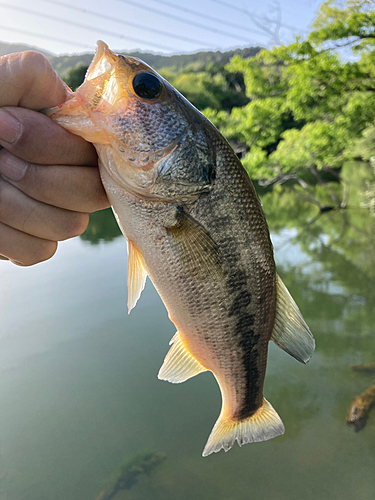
[0,0,325,56]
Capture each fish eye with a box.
[133,72,163,100]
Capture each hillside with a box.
[48,46,262,78]
[0,40,261,79]
[0,41,52,58]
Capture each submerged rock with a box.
[346,382,375,432]
[350,363,375,374]
[95,450,166,500]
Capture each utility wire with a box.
[42,0,213,48]
[0,25,92,49]
[116,0,256,44]
[146,0,267,38]
[208,0,307,34]
[0,2,175,52]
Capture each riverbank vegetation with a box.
[204,0,375,207]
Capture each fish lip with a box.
[42,40,116,119]
[85,40,119,81]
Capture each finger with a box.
[0,221,57,266]
[0,107,97,166]
[0,51,69,110]
[0,177,89,241]
[0,150,109,212]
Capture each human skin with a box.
[0,50,110,266]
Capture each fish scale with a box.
[47,41,315,457]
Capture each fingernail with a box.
[0,150,28,181]
[0,109,21,144]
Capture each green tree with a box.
[207,0,375,189]
[63,63,88,91]
[159,64,249,112]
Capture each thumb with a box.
[0,51,70,110]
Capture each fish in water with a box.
[47,41,315,456]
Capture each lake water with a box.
[1,164,375,500]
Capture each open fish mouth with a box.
[43,41,126,143]
[85,40,119,82]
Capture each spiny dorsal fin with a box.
[167,209,223,281]
[127,239,147,314]
[271,274,315,364]
[202,398,284,457]
[158,332,207,383]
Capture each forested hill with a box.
[48,46,261,77]
[0,41,261,77]
[0,41,52,58]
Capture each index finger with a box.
[0,106,97,166]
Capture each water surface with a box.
[1,164,375,500]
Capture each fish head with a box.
[47,41,216,200]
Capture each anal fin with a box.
[127,240,147,314]
[271,274,315,364]
[158,332,207,383]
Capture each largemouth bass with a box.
[47,41,315,456]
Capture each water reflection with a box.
[264,163,375,454]
[80,209,122,245]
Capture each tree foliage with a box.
[160,64,249,111]
[207,0,375,182]
[64,63,88,91]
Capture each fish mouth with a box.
[43,41,119,120]
[85,40,119,81]
[43,41,123,139]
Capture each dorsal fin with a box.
[158,332,207,383]
[271,274,315,364]
[127,239,147,314]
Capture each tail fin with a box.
[202,398,284,457]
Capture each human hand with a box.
[0,51,110,266]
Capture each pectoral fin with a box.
[271,274,315,364]
[127,240,147,314]
[158,332,207,383]
[167,209,223,281]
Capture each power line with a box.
[0,2,175,52]
[208,0,306,34]
[146,0,267,38]
[116,0,257,44]
[0,25,92,49]
[42,0,213,48]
